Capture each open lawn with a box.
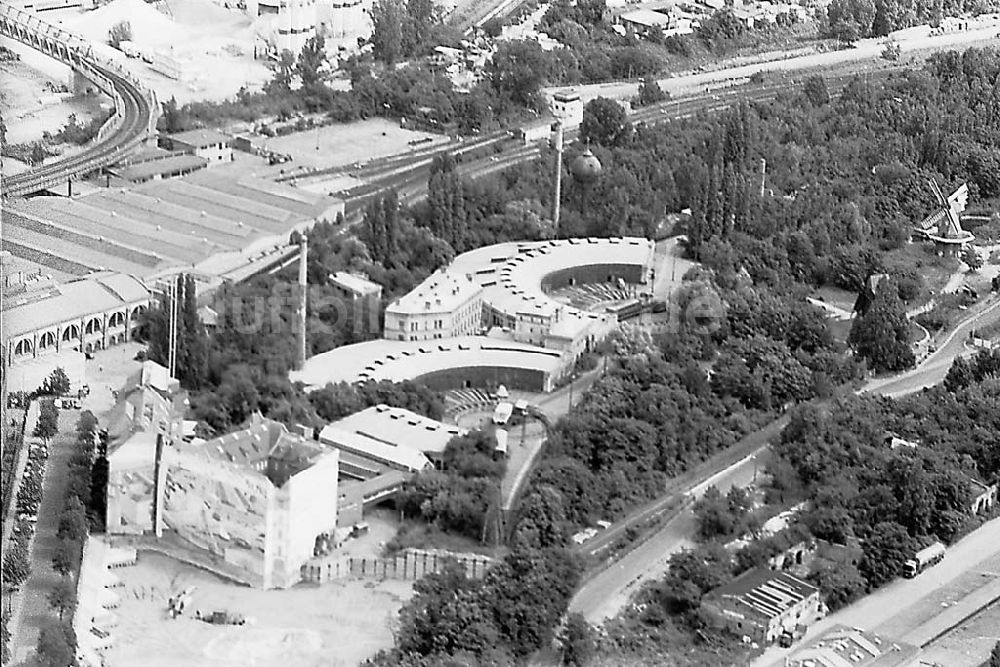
[812,285,858,314]
[883,242,961,300]
[103,551,411,667]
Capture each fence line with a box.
[302,549,496,584]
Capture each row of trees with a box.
[396,430,506,543]
[771,350,1000,598]
[371,484,582,664]
[370,51,1000,664]
[824,0,992,43]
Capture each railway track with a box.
[0,4,156,198]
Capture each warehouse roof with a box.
[327,405,466,456]
[2,173,343,280]
[2,272,150,340]
[319,423,432,472]
[167,128,232,148]
[292,335,565,389]
[113,154,208,182]
[706,569,818,622]
[786,625,917,667]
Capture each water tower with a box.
[569,148,602,230]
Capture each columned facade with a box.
[6,303,147,362]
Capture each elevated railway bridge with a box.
[0,2,158,198]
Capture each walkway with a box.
[10,408,80,663]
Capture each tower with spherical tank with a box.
[569,147,602,234]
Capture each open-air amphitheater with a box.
[293,237,658,397]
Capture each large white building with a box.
[295,237,655,394]
[320,404,467,471]
[162,415,340,589]
[2,258,150,392]
[384,269,484,342]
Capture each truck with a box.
[903,541,945,578]
[492,402,513,425]
[778,624,806,648]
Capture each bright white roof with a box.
[330,272,382,296]
[452,237,654,324]
[621,9,673,26]
[319,424,432,472]
[292,335,565,389]
[327,405,465,455]
[386,268,482,316]
[2,272,150,339]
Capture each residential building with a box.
[105,361,186,536]
[384,269,484,342]
[321,404,467,470]
[164,129,234,164]
[701,569,823,643]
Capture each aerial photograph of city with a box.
[0,0,998,663]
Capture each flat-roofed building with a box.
[3,264,151,392]
[330,271,383,337]
[384,269,483,342]
[164,129,234,164]
[786,625,917,667]
[551,89,583,127]
[701,569,822,644]
[109,152,209,184]
[1,171,344,283]
[330,272,383,301]
[293,335,567,393]
[322,404,467,469]
[620,8,673,36]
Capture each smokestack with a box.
[759,157,766,198]
[552,122,564,233]
[298,233,308,369]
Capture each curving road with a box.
[565,303,1000,625]
[0,4,155,199]
[863,296,1000,397]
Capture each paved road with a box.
[753,517,1000,667]
[549,21,1000,105]
[567,294,999,623]
[863,296,1000,397]
[568,457,766,623]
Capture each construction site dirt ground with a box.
[104,551,412,667]
[51,0,271,105]
[0,37,108,148]
[252,118,450,170]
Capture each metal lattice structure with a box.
[0,3,159,198]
